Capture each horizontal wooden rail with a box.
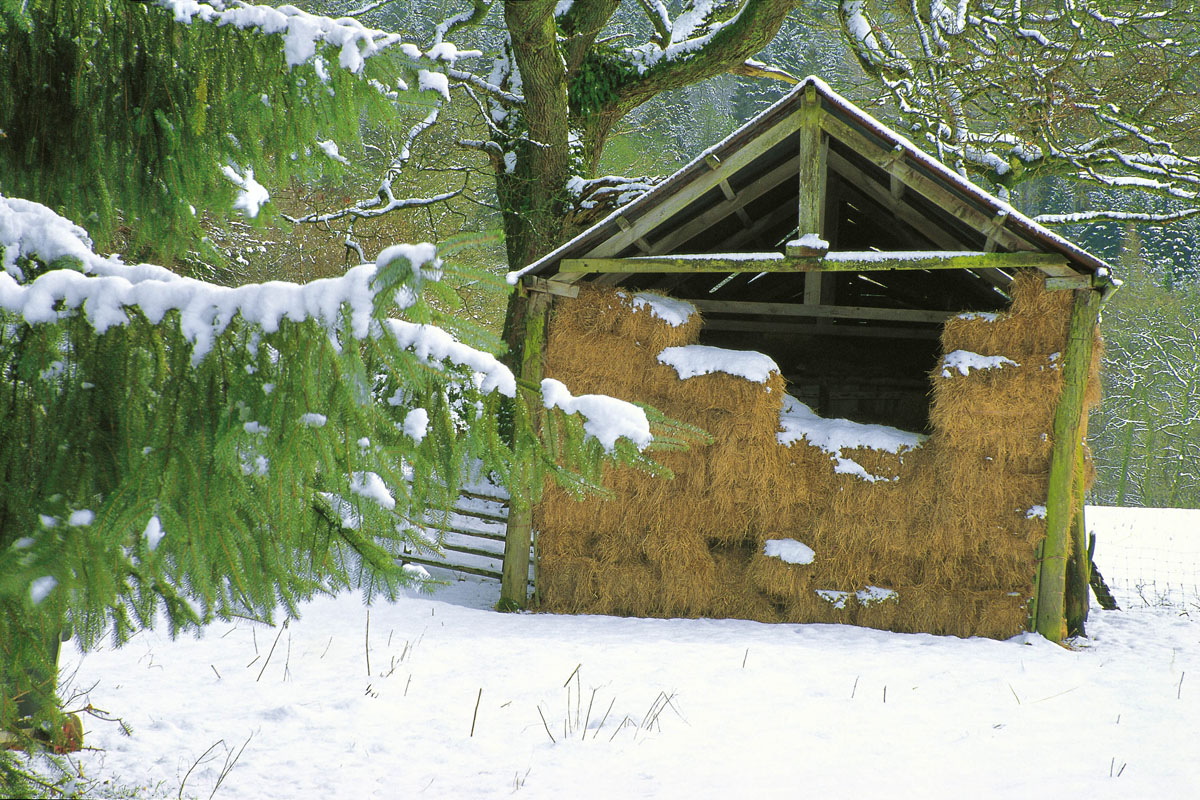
[691,298,953,324]
[559,250,1071,275]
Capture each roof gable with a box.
[509,77,1112,291]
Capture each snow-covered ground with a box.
[54,506,1200,799]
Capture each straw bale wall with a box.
[534,274,1101,638]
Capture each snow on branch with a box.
[154,0,417,72]
[563,174,660,228]
[838,0,912,77]
[541,378,653,453]
[566,175,659,210]
[382,319,515,398]
[284,187,464,225]
[842,0,1200,222]
[635,0,674,43]
[0,195,513,394]
[1034,208,1200,225]
[728,58,798,84]
[446,68,524,106]
[154,0,479,77]
[625,0,753,73]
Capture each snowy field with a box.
[48,506,1200,799]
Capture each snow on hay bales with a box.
[534,275,1099,638]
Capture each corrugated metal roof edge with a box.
[507,76,1112,284]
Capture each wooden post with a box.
[1065,440,1091,636]
[797,83,825,237]
[499,291,552,610]
[1034,287,1102,642]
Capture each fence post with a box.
[499,291,552,610]
[1035,287,1102,642]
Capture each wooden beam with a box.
[825,150,1014,294]
[715,198,796,253]
[690,298,954,324]
[798,84,826,238]
[578,110,805,261]
[615,215,652,254]
[1065,441,1091,636]
[647,154,804,256]
[820,114,1079,278]
[1034,288,1103,642]
[795,250,1068,271]
[827,148,958,250]
[560,251,1071,275]
[1045,275,1093,291]
[522,277,580,298]
[983,210,1009,253]
[701,318,942,339]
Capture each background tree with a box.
[1088,241,1200,508]
[1,3,679,782]
[834,0,1200,223]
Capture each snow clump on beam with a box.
[153,1,475,74]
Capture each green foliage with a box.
[0,231,512,737]
[0,0,421,261]
[568,51,638,119]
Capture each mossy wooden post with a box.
[798,83,825,238]
[1064,440,1091,636]
[1035,287,1102,642]
[499,290,552,610]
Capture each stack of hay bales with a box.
[535,272,1101,638]
[536,287,795,621]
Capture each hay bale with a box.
[929,355,1062,461]
[533,272,1096,640]
[941,270,1072,360]
[748,545,816,599]
[705,546,783,622]
[549,286,701,353]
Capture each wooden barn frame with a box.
[500,77,1117,642]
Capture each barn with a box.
[498,77,1117,641]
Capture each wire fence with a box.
[1087,505,1200,614]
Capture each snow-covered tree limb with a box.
[152,0,418,72]
[282,187,466,225]
[839,0,1200,225]
[728,58,799,84]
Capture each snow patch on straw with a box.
[764,539,815,565]
[940,350,1019,377]
[657,345,779,383]
[628,292,696,328]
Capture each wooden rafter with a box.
[818,113,1078,278]
[575,110,805,264]
[647,154,803,255]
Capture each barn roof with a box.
[508,76,1113,301]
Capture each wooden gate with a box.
[399,476,532,587]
